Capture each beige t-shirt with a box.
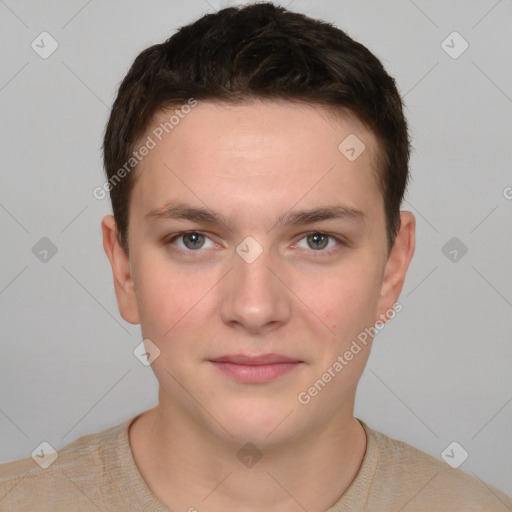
[1,414,510,511]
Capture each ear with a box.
[376,211,415,319]
[101,215,140,325]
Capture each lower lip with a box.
[210,361,301,383]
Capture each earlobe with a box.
[377,211,416,318]
[101,215,140,325]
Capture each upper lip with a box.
[209,353,302,365]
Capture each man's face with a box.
[111,100,408,447]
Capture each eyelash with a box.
[165,231,345,257]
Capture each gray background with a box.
[1,0,511,497]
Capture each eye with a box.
[167,231,217,252]
[165,231,344,256]
[295,232,343,253]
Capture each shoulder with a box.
[0,420,128,512]
[362,424,512,511]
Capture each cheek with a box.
[131,254,184,339]
[318,262,383,337]
[132,251,220,348]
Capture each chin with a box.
[207,401,305,448]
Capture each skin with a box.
[102,100,415,511]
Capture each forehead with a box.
[131,100,382,229]
[145,99,378,169]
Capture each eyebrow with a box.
[144,202,365,228]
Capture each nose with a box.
[220,245,292,335]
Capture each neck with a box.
[129,402,367,512]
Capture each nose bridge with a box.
[220,239,290,331]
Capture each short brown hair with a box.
[103,2,410,252]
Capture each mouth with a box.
[208,353,303,383]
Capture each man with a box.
[1,3,510,511]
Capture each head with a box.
[103,3,410,253]
[102,3,415,447]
